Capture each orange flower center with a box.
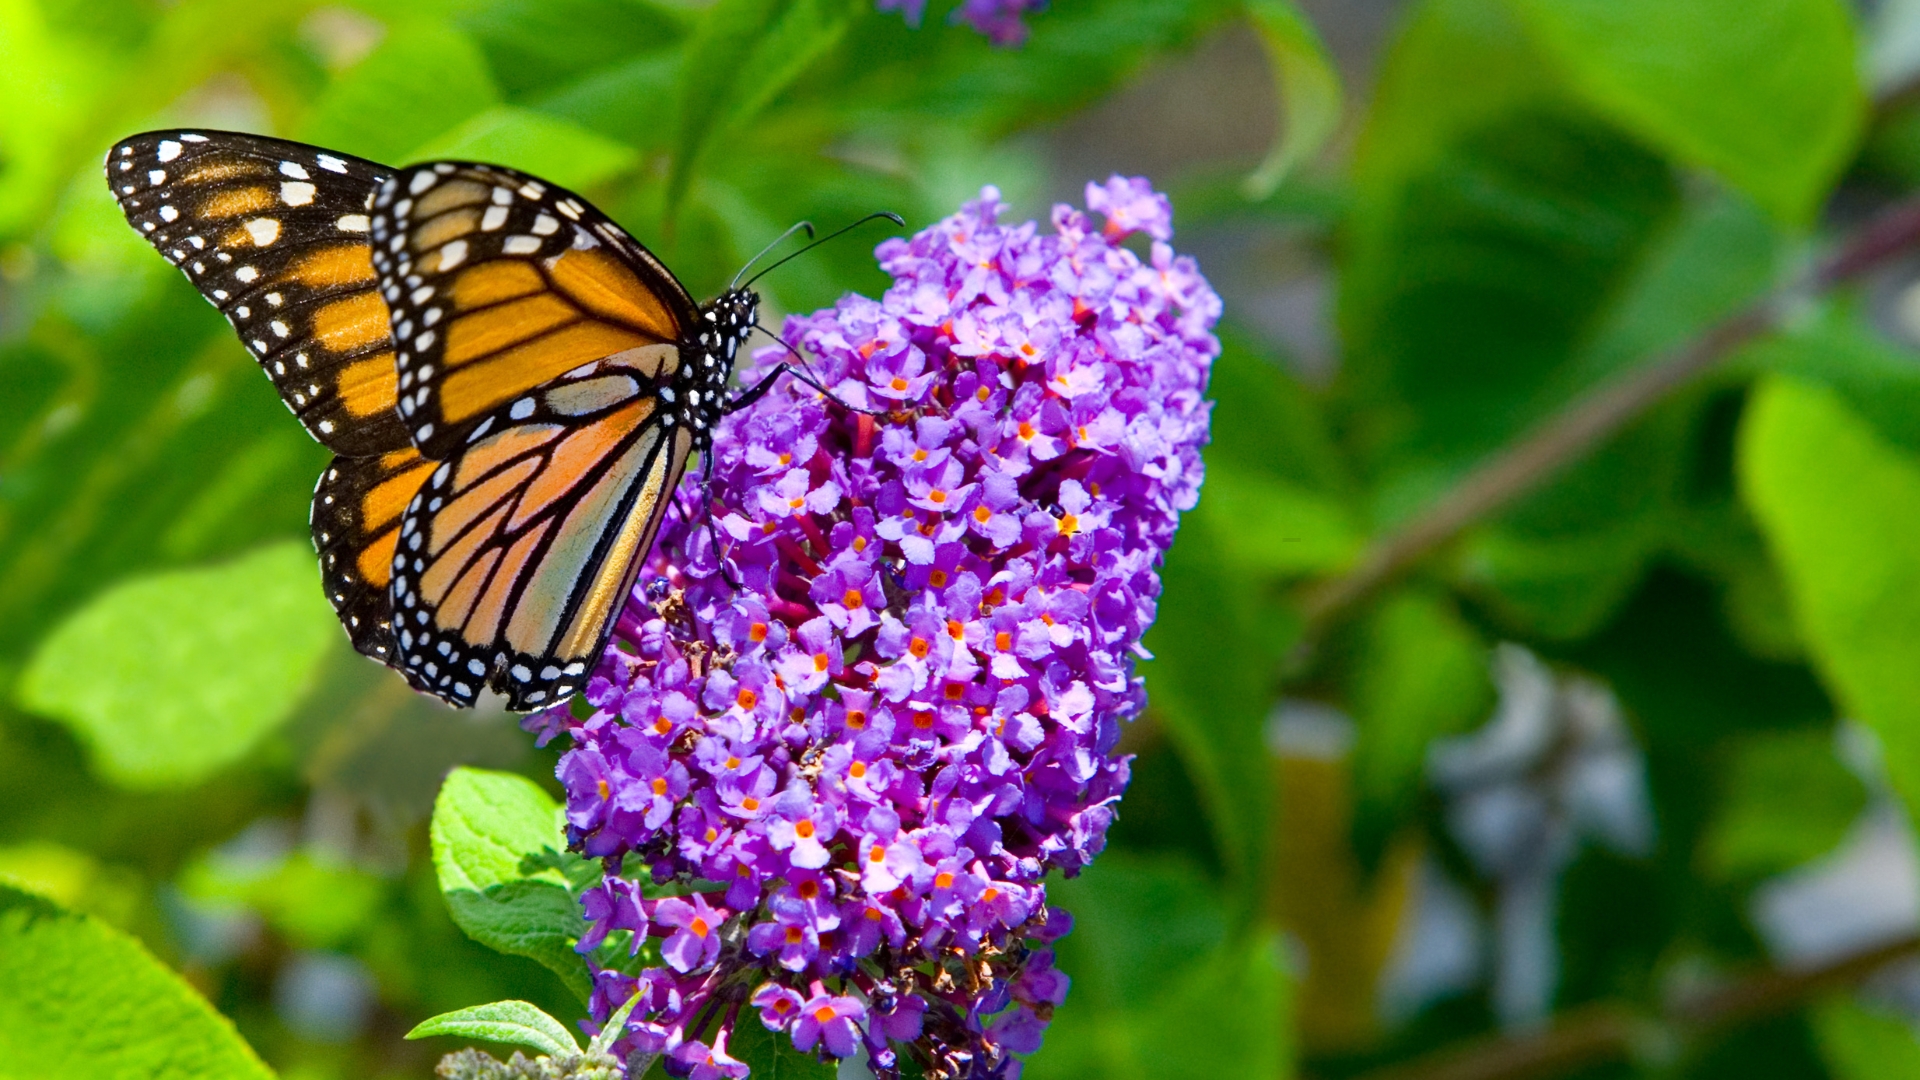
[814,1006,837,1023]
[691,917,710,937]
[813,652,830,671]
[795,820,815,839]
[913,711,934,730]
[935,872,954,889]
[947,619,965,639]
[1017,421,1036,440]
[850,761,867,778]
[725,756,741,769]
[651,778,668,795]
[929,489,947,504]
[870,844,887,863]
[912,448,928,462]
[653,717,672,735]
[842,590,863,609]
[737,688,758,709]
[889,377,908,391]
[596,779,609,800]
[1057,513,1079,535]
[929,569,948,587]
[995,632,1012,651]
[909,637,930,659]
[974,505,992,523]
[742,797,760,811]
[749,621,768,642]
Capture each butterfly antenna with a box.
[730,220,816,291]
[741,211,905,290]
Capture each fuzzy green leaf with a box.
[407,999,579,1058]
[431,767,594,1003]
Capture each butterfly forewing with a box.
[388,350,696,709]
[369,162,700,460]
[107,130,411,457]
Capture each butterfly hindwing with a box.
[368,161,700,460]
[386,348,696,709]
[312,445,437,664]
[108,130,412,458]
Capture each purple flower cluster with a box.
[529,177,1218,1078]
[877,0,1047,46]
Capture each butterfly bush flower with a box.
[877,0,1046,46]
[529,176,1218,1078]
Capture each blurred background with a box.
[10,0,1920,1078]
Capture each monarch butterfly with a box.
[106,129,882,711]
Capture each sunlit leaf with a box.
[0,884,272,1079]
[17,540,337,789]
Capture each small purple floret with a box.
[534,177,1218,1078]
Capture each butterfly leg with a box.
[695,448,744,592]
[726,362,887,417]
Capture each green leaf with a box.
[1242,0,1343,198]
[1344,0,1680,464]
[667,0,856,221]
[431,767,594,1003]
[406,999,579,1058]
[407,106,640,192]
[182,847,387,950]
[1702,729,1865,880]
[0,884,272,1079]
[1738,376,1920,810]
[457,0,690,100]
[1505,0,1863,225]
[1346,591,1491,861]
[1741,305,1920,458]
[1031,854,1290,1080]
[1812,996,1920,1080]
[299,20,501,163]
[1197,465,1359,578]
[1139,510,1292,904]
[17,541,337,789]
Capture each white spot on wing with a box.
[235,266,259,283]
[280,181,316,206]
[156,140,182,162]
[245,218,280,246]
[437,239,468,269]
[502,235,541,255]
[279,161,310,179]
[317,154,349,174]
[480,205,508,230]
[336,214,370,233]
[409,171,437,195]
[531,213,558,236]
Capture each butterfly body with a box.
[108,130,761,711]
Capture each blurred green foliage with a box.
[9,0,1920,1078]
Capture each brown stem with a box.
[1299,193,1920,634]
[1347,935,1920,1080]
